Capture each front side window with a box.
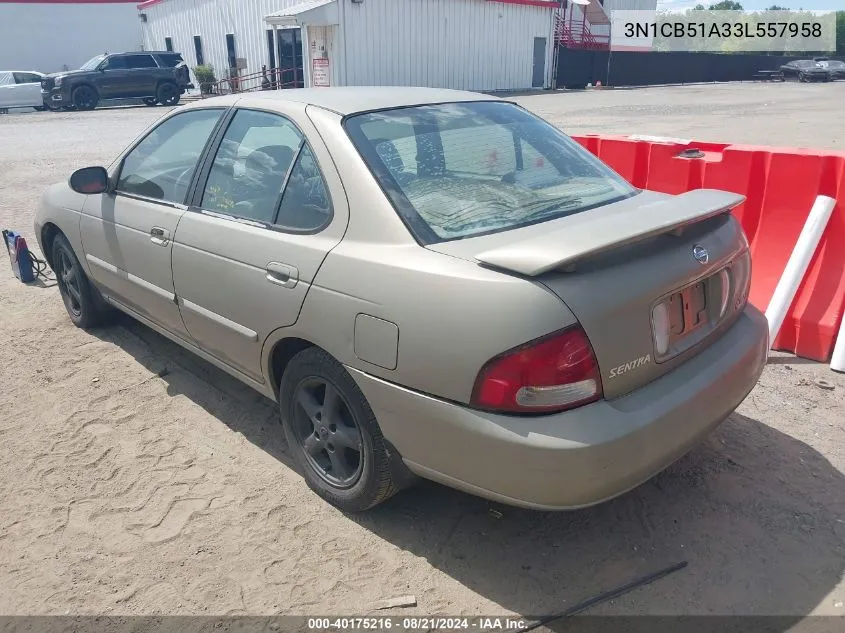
[101,56,127,71]
[117,108,223,203]
[80,55,106,71]
[344,101,637,243]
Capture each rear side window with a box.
[117,108,223,203]
[125,54,157,69]
[157,53,183,68]
[275,145,332,231]
[199,109,332,231]
[13,72,41,84]
[344,101,636,243]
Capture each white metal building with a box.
[138,0,562,92]
[0,0,141,73]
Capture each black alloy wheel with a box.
[291,377,364,488]
[72,86,98,111]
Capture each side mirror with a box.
[69,166,109,195]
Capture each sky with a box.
[656,0,844,9]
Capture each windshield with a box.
[80,55,106,71]
[344,101,637,243]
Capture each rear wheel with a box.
[143,97,158,106]
[279,347,399,512]
[52,234,109,329]
[156,83,180,106]
[72,85,98,111]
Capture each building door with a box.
[267,29,278,86]
[532,37,547,88]
[277,28,304,88]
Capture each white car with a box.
[0,71,46,111]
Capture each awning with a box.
[265,0,338,27]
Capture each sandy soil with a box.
[1,86,844,624]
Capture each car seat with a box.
[372,138,415,187]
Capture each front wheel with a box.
[156,83,180,106]
[72,85,98,111]
[52,234,109,329]
[279,347,400,512]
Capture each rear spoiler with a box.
[474,189,745,276]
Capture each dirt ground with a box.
[1,84,844,624]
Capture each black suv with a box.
[41,51,193,111]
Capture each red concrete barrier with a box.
[571,134,845,362]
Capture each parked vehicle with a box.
[779,60,832,82]
[816,59,845,80]
[35,88,768,512]
[41,51,193,111]
[0,71,46,110]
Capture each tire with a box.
[156,82,180,107]
[143,97,158,106]
[34,106,47,112]
[51,234,109,329]
[279,347,399,512]
[72,85,98,111]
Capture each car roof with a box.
[189,86,501,116]
[113,51,180,55]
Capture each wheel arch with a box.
[40,222,63,269]
[72,82,99,97]
[267,336,318,398]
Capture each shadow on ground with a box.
[95,315,845,629]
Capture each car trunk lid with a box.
[427,189,752,399]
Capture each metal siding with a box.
[603,0,658,11]
[142,0,309,79]
[343,0,555,91]
[142,0,556,91]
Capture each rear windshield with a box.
[344,101,637,244]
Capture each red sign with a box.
[312,58,330,88]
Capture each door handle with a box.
[150,226,170,246]
[266,262,299,289]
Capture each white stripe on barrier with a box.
[764,195,837,349]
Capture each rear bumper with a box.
[348,306,768,510]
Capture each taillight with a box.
[471,326,602,414]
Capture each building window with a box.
[226,33,237,71]
[267,30,276,70]
[194,35,204,66]
[165,37,173,52]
